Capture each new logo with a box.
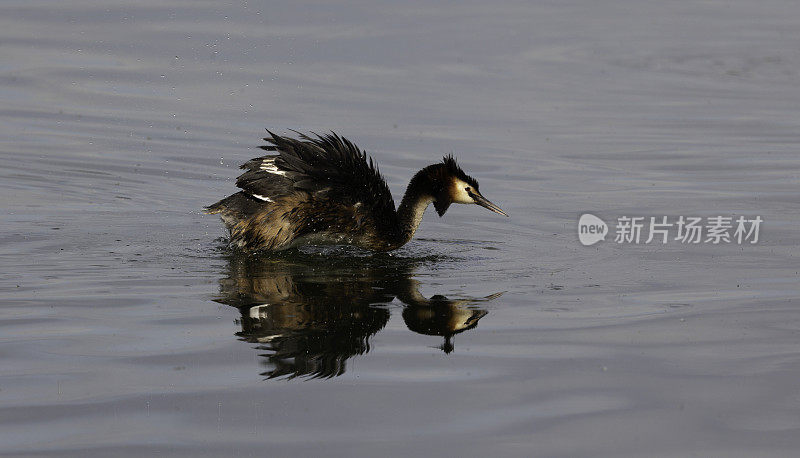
[578,213,608,246]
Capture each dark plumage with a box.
[205,131,508,252]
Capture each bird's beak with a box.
[472,192,509,217]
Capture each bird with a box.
[204,130,508,252]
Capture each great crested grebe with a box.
[205,131,508,252]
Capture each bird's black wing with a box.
[236,131,396,216]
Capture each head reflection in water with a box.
[403,294,499,354]
[214,252,501,379]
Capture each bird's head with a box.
[426,155,508,217]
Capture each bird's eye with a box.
[465,187,471,192]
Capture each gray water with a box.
[2,1,800,456]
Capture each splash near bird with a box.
[205,131,508,252]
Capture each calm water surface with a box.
[2,1,800,456]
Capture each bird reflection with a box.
[403,294,497,354]
[214,251,500,379]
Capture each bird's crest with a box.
[441,154,479,190]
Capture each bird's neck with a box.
[395,173,436,246]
